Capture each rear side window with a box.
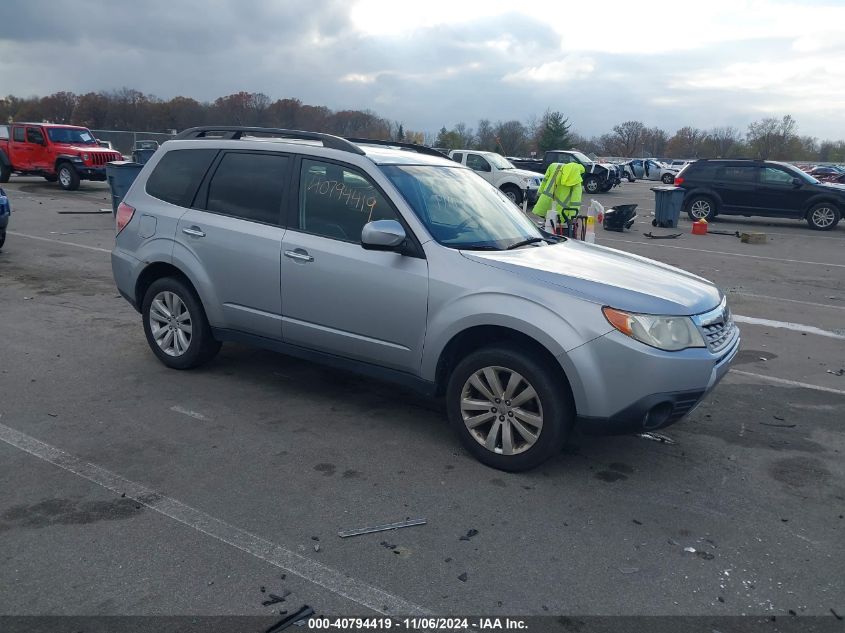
[452,152,463,163]
[0,126,8,140]
[684,163,719,179]
[205,152,289,225]
[146,149,217,207]
[715,165,755,182]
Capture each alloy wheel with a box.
[690,200,711,219]
[59,168,71,187]
[811,206,835,228]
[460,366,543,455]
[149,291,193,357]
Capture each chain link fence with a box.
[91,130,176,155]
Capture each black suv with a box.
[675,159,845,230]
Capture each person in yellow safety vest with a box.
[532,162,585,233]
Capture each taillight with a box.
[673,176,684,186]
[116,202,135,234]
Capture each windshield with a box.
[569,151,594,165]
[486,153,515,169]
[381,165,545,250]
[47,127,97,145]
[789,166,820,184]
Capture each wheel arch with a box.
[432,324,576,404]
[802,195,842,218]
[135,261,196,309]
[684,188,722,211]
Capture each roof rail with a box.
[174,126,365,155]
[344,137,448,158]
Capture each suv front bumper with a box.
[562,324,740,435]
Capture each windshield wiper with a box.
[506,237,546,250]
[458,244,501,251]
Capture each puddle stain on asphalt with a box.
[769,456,832,488]
[0,497,141,531]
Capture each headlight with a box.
[602,307,705,351]
[82,153,89,161]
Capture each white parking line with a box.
[728,370,845,396]
[0,422,431,616]
[729,292,845,311]
[599,236,845,269]
[8,231,111,254]
[733,315,845,340]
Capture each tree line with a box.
[2,89,843,163]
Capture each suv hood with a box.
[53,143,114,153]
[461,240,721,316]
[819,182,845,193]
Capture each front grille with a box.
[693,299,737,354]
[90,152,121,166]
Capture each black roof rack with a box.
[174,126,365,155]
[344,137,448,158]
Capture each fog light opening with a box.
[644,402,673,430]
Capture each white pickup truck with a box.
[449,150,542,205]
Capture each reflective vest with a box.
[532,162,585,222]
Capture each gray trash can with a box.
[106,161,144,216]
[651,186,685,228]
[132,148,156,165]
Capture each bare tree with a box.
[609,120,646,157]
[747,115,797,160]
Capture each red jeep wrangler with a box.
[0,123,123,190]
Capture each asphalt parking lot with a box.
[1,177,843,620]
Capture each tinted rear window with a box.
[205,152,289,225]
[683,163,721,179]
[146,149,217,207]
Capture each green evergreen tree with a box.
[538,111,572,152]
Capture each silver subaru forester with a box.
[111,127,739,471]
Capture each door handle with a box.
[182,226,206,237]
[284,249,314,263]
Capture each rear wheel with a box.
[661,173,675,184]
[141,276,221,369]
[501,184,523,205]
[446,344,573,472]
[806,203,840,231]
[0,164,10,183]
[686,195,716,221]
[583,175,600,194]
[57,163,80,191]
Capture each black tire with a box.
[686,195,716,221]
[56,163,80,191]
[806,202,840,231]
[599,182,613,192]
[501,184,523,205]
[446,344,574,472]
[141,276,221,370]
[661,173,675,184]
[627,175,636,183]
[583,176,600,194]
[0,163,10,183]
[44,174,58,182]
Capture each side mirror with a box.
[361,219,406,252]
[792,177,802,188]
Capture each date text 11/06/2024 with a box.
[306,617,528,630]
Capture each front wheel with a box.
[0,164,10,183]
[446,345,573,472]
[806,203,840,231]
[661,173,675,184]
[501,185,523,205]
[583,176,600,194]
[686,195,716,221]
[141,276,221,369]
[57,163,80,191]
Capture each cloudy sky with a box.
[1,0,843,139]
